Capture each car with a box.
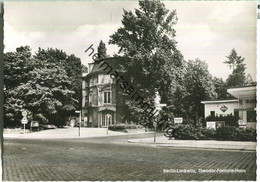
[40,124,57,130]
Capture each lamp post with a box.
[75,110,81,136]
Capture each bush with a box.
[216,126,256,141]
[173,125,205,140]
[108,124,144,131]
[172,124,256,141]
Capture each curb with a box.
[156,144,256,151]
[3,132,154,140]
[127,140,256,151]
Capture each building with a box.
[81,58,123,127]
[201,85,256,129]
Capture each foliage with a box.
[224,49,246,88]
[182,60,217,121]
[172,125,256,141]
[172,125,210,140]
[108,123,144,131]
[97,40,108,59]
[109,0,185,125]
[4,46,83,127]
[205,114,239,127]
[216,126,256,141]
[212,77,231,99]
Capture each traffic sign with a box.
[153,122,157,127]
[22,110,27,117]
[174,117,183,124]
[21,117,28,124]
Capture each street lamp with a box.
[75,110,81,136]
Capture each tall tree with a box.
[224,49,246,87]
[183,59,217,123]
[109,0,183,124]
[97,40,108,59]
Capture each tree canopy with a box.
[109,0,184,124]
[224,49,246,88]
[4,46,83,127]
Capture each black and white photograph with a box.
[1,0,258,181]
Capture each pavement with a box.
[128,136,256,151]
[4,128,256,151]
[3,127,151,139]
[3,133,256,181]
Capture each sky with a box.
[4,0,257,80]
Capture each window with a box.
[89,92,93,105]
[210,111,215,117]
[247,110,256,122]
[104,91,111,104]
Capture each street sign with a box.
[153,122,157,127]
[21,117,28,124]
[206,121,216,129]
[174,117,183,124]
[22,110,27,117]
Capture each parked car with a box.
[40,124,57,130]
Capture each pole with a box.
[154,122,157,144]
[75,110,81,136]
[78,112,81,137]
[23,123,25,134]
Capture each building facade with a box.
[201,86,256,129]
[82,58,123,127]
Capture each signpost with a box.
[21,110,28,134]
[238,119,246,128]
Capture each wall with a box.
[204,101,238,118]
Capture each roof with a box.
[227,86,256,98]
[201,99,238,104]
[84,57,124,78]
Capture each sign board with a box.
[220,105,228,112]
[216,121,225,128]
[21,117,28,124]
[153,122,157,127]
[206,121,216,129]
[238,119,246,126]
[174,117,183,124]
[22,110,27,117]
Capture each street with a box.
[3,133,256,181]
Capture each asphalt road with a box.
[3,133,256,181]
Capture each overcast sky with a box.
[4,1,257,80]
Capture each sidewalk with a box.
[127,136,256,151]
[4,127,151,140]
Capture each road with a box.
[3,133,256,181]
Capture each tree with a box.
[97,40,108,59]
[212,77,231,99]
[4,46,83,128]
[183,59,217,124]
[109,0,183,125]
[224,49,246,88]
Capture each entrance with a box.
[101,111,114,127]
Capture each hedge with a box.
[108,124,144,131]
[172,125,256,141]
